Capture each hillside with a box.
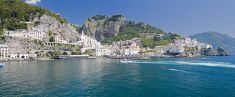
[0,0,66,31]
[0,0,182,49]
[189,32,235,53]
[0,0,81,56]
[82,15,181,46]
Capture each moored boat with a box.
[120,59,134,63]
[0,63,5,68]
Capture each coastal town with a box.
[0,9,227,61]
[0,20,214,61]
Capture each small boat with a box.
[0,63,5,68]
[202,58,207,60]
[120,59,133,63]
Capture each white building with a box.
[9,54,17,59]
[0,45,9,59]
[4,25,46,41]
[95,45,112,56]
[174,38,199,48]
[19,54,30,59]
[124,42,140,56]
[162,46,185,54]
[78,31,102,54]
[55,35,68,44]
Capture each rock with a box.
[217,47,229,56]
[82,15,125,41]
[39,15,79,42]
[3,14,81,53]
[201,47,229,56]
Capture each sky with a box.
[27,0,235,37]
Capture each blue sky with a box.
[34,0,235,37]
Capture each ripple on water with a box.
[0,58,235,97]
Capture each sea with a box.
[0,55,235,97]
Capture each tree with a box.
[84,49,93,56]
[141,37,154,48]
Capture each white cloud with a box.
[25,0,41,4]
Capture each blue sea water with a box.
[0,55,235,97]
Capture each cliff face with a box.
[39,15,79,42]
[82,15,125,41]
[3,14,80,53]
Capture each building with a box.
[95,45,112,56]
[19,54,30,59]
[4,25,46,41]
[124,42,140,56]
[9,54,17,59]
[78,31,102,54]
[0,45,9,59]
[55,35,68,43]
[174,38,199,48]
[162,46,185,54]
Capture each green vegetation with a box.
[44,9,67,24]
[141,37,154,47]
[71,46,81,55]
[0,0,67,32]
[91,15,107,20]
[0,29,6,42]
[84,49,93,56]
[33,39,44,46]
[48,50,61,59]
[109,15,124,21]
[101,21,165,44]
[48,31,55,42]
[140,32,182,48]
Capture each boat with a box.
[0,63,5,68]
[120,59,134,63]
[87,56,98,59]
[202,58,207,60]
[150,55,173,58]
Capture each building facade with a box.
[0,45,9,59]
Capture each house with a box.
[96,45,112,56]
[124,42,140,56]
[162,46,185,54]
[55,35,68,43]
[0,45,9,59]
[4,25,46,41]
[78,31,102,54]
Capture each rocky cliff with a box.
[2,13,81,54]
[82,15,125,41]
[0,0,80,44]
[81,15,167,43]
[39,14,79,42]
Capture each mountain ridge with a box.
[189,31,235,53]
